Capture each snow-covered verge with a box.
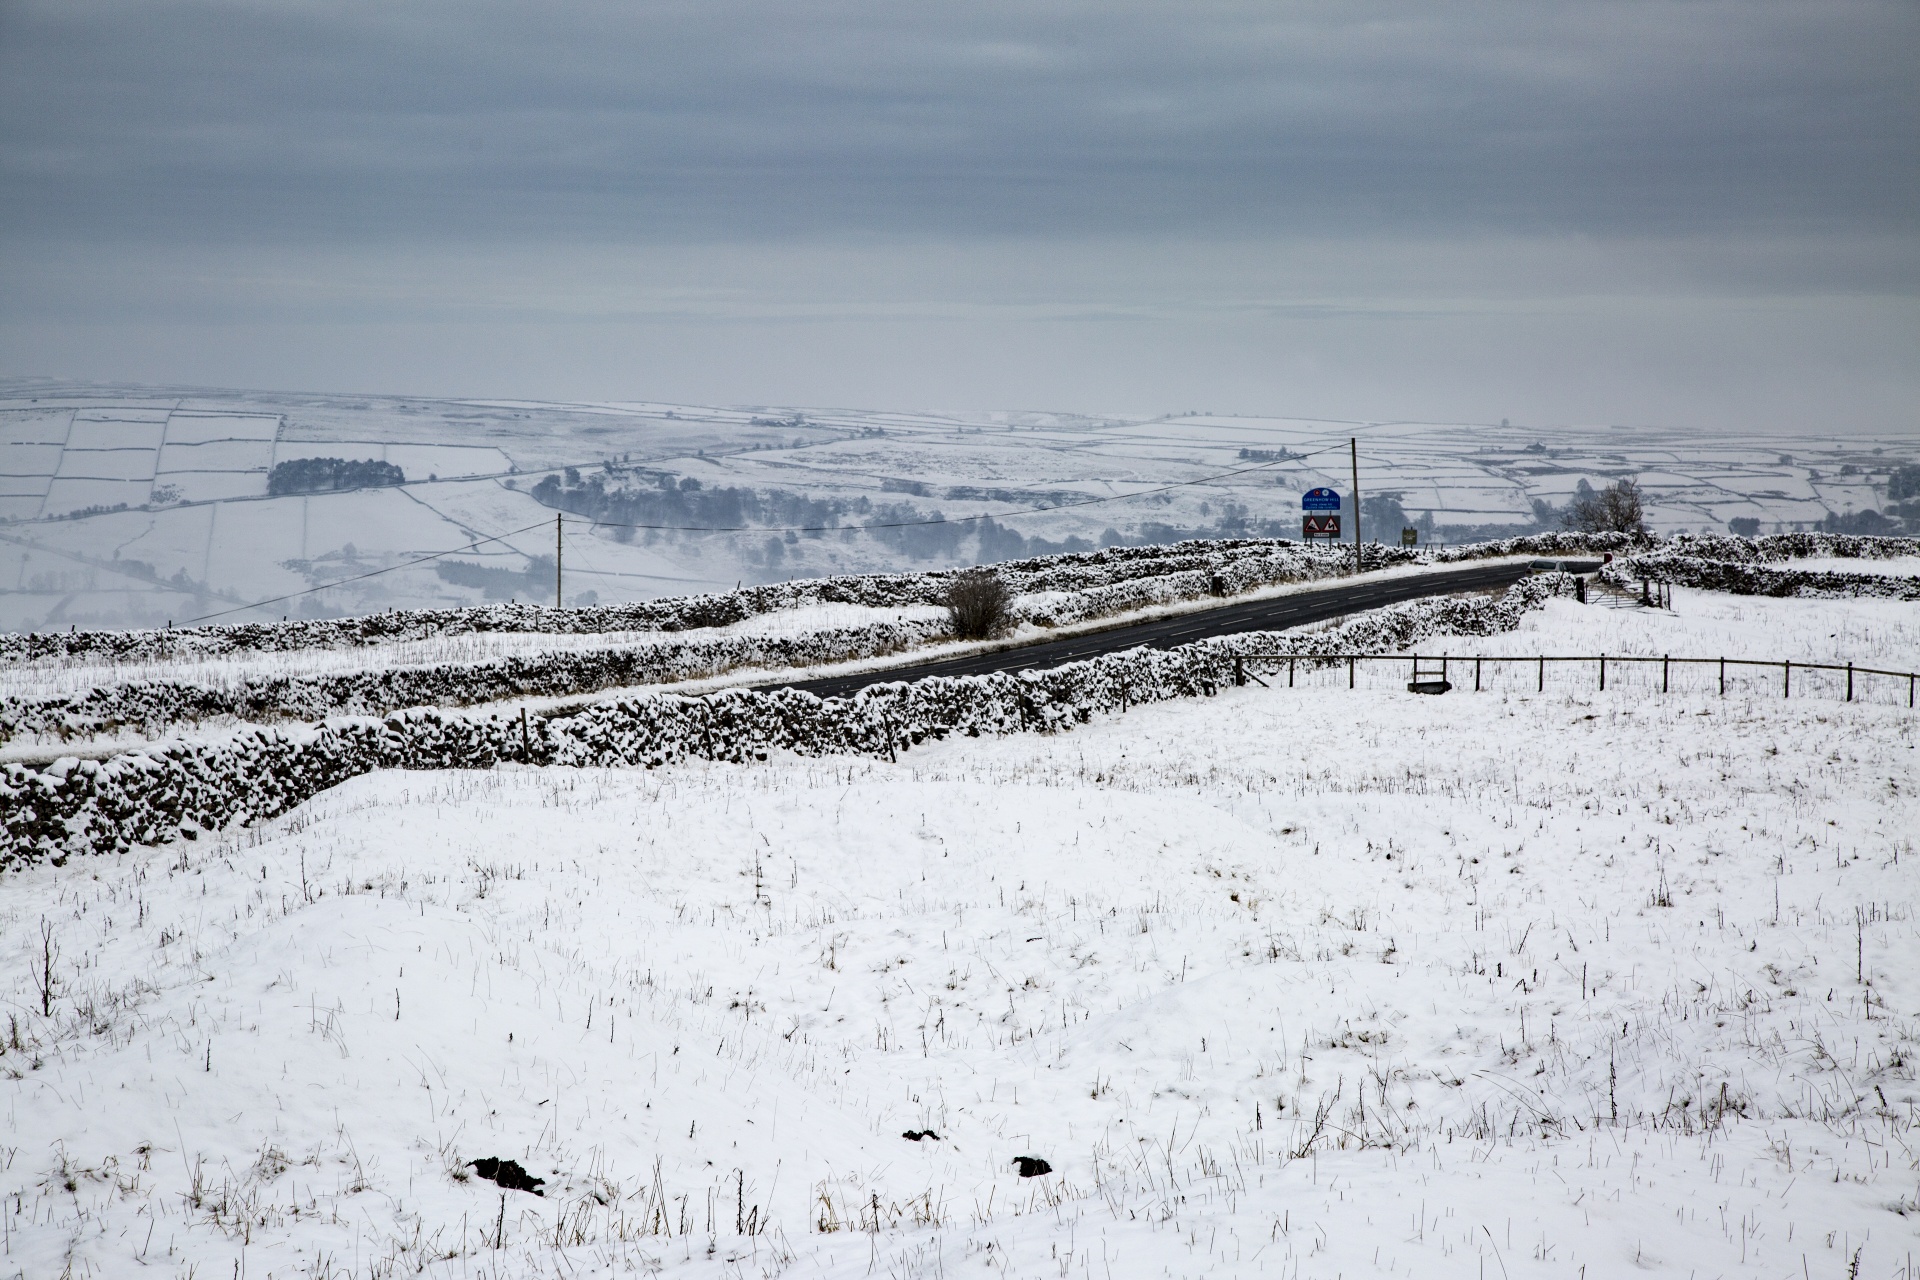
[0,585,1912,1279]
[0,577,1569,870]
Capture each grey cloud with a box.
[3,1,1914,432]
[3,0,1915,244]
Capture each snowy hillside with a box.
[1,379,1914,632]
[1,584,1914,1277]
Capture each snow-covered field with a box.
[1,592,1916,1278]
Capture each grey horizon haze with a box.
[1,0,1915,431]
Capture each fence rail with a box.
[1230,652,1918,707]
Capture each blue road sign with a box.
[1302,487,1341,512]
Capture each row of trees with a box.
[267,457,406,496]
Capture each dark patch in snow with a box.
[470,1157,545,1196]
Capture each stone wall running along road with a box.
[777,559,1536,699]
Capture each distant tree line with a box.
[1799,463,1920,536]
[528,468,1102,566]
[268,458,406,497]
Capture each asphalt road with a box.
[776,560,1534,699]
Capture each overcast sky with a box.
[1,0,1915,430]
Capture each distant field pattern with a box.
[0,381,1909,632]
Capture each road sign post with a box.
[1301,488,1342,544]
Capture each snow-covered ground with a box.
[1777,557,1920,576]
[1,591,1915,1278]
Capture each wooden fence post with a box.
[1474,657,1481,693]
[1718,657,1725,697]
[1783,659,1790,698]
[1599,654,1606,692]
[1662,655,1669,694]
[1846,662,1853,702]
[1234,656,1244,688]
[1348,655,1355,689]
[1289,656,1295,688]
[1537,655,1544,693]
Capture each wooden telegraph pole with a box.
[1350,437,1361,574]
[555,514,563,607]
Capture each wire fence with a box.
[1231,652,1920,709]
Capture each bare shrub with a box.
[945,570,1011,640]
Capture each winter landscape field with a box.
[1,546,1915,1278]
[8,1,1917,1276]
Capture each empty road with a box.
[776,559,1534,699]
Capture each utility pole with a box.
[555,514,563,607]
[1350,437,1362,575]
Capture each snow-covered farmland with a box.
[0,592,1915,1278]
